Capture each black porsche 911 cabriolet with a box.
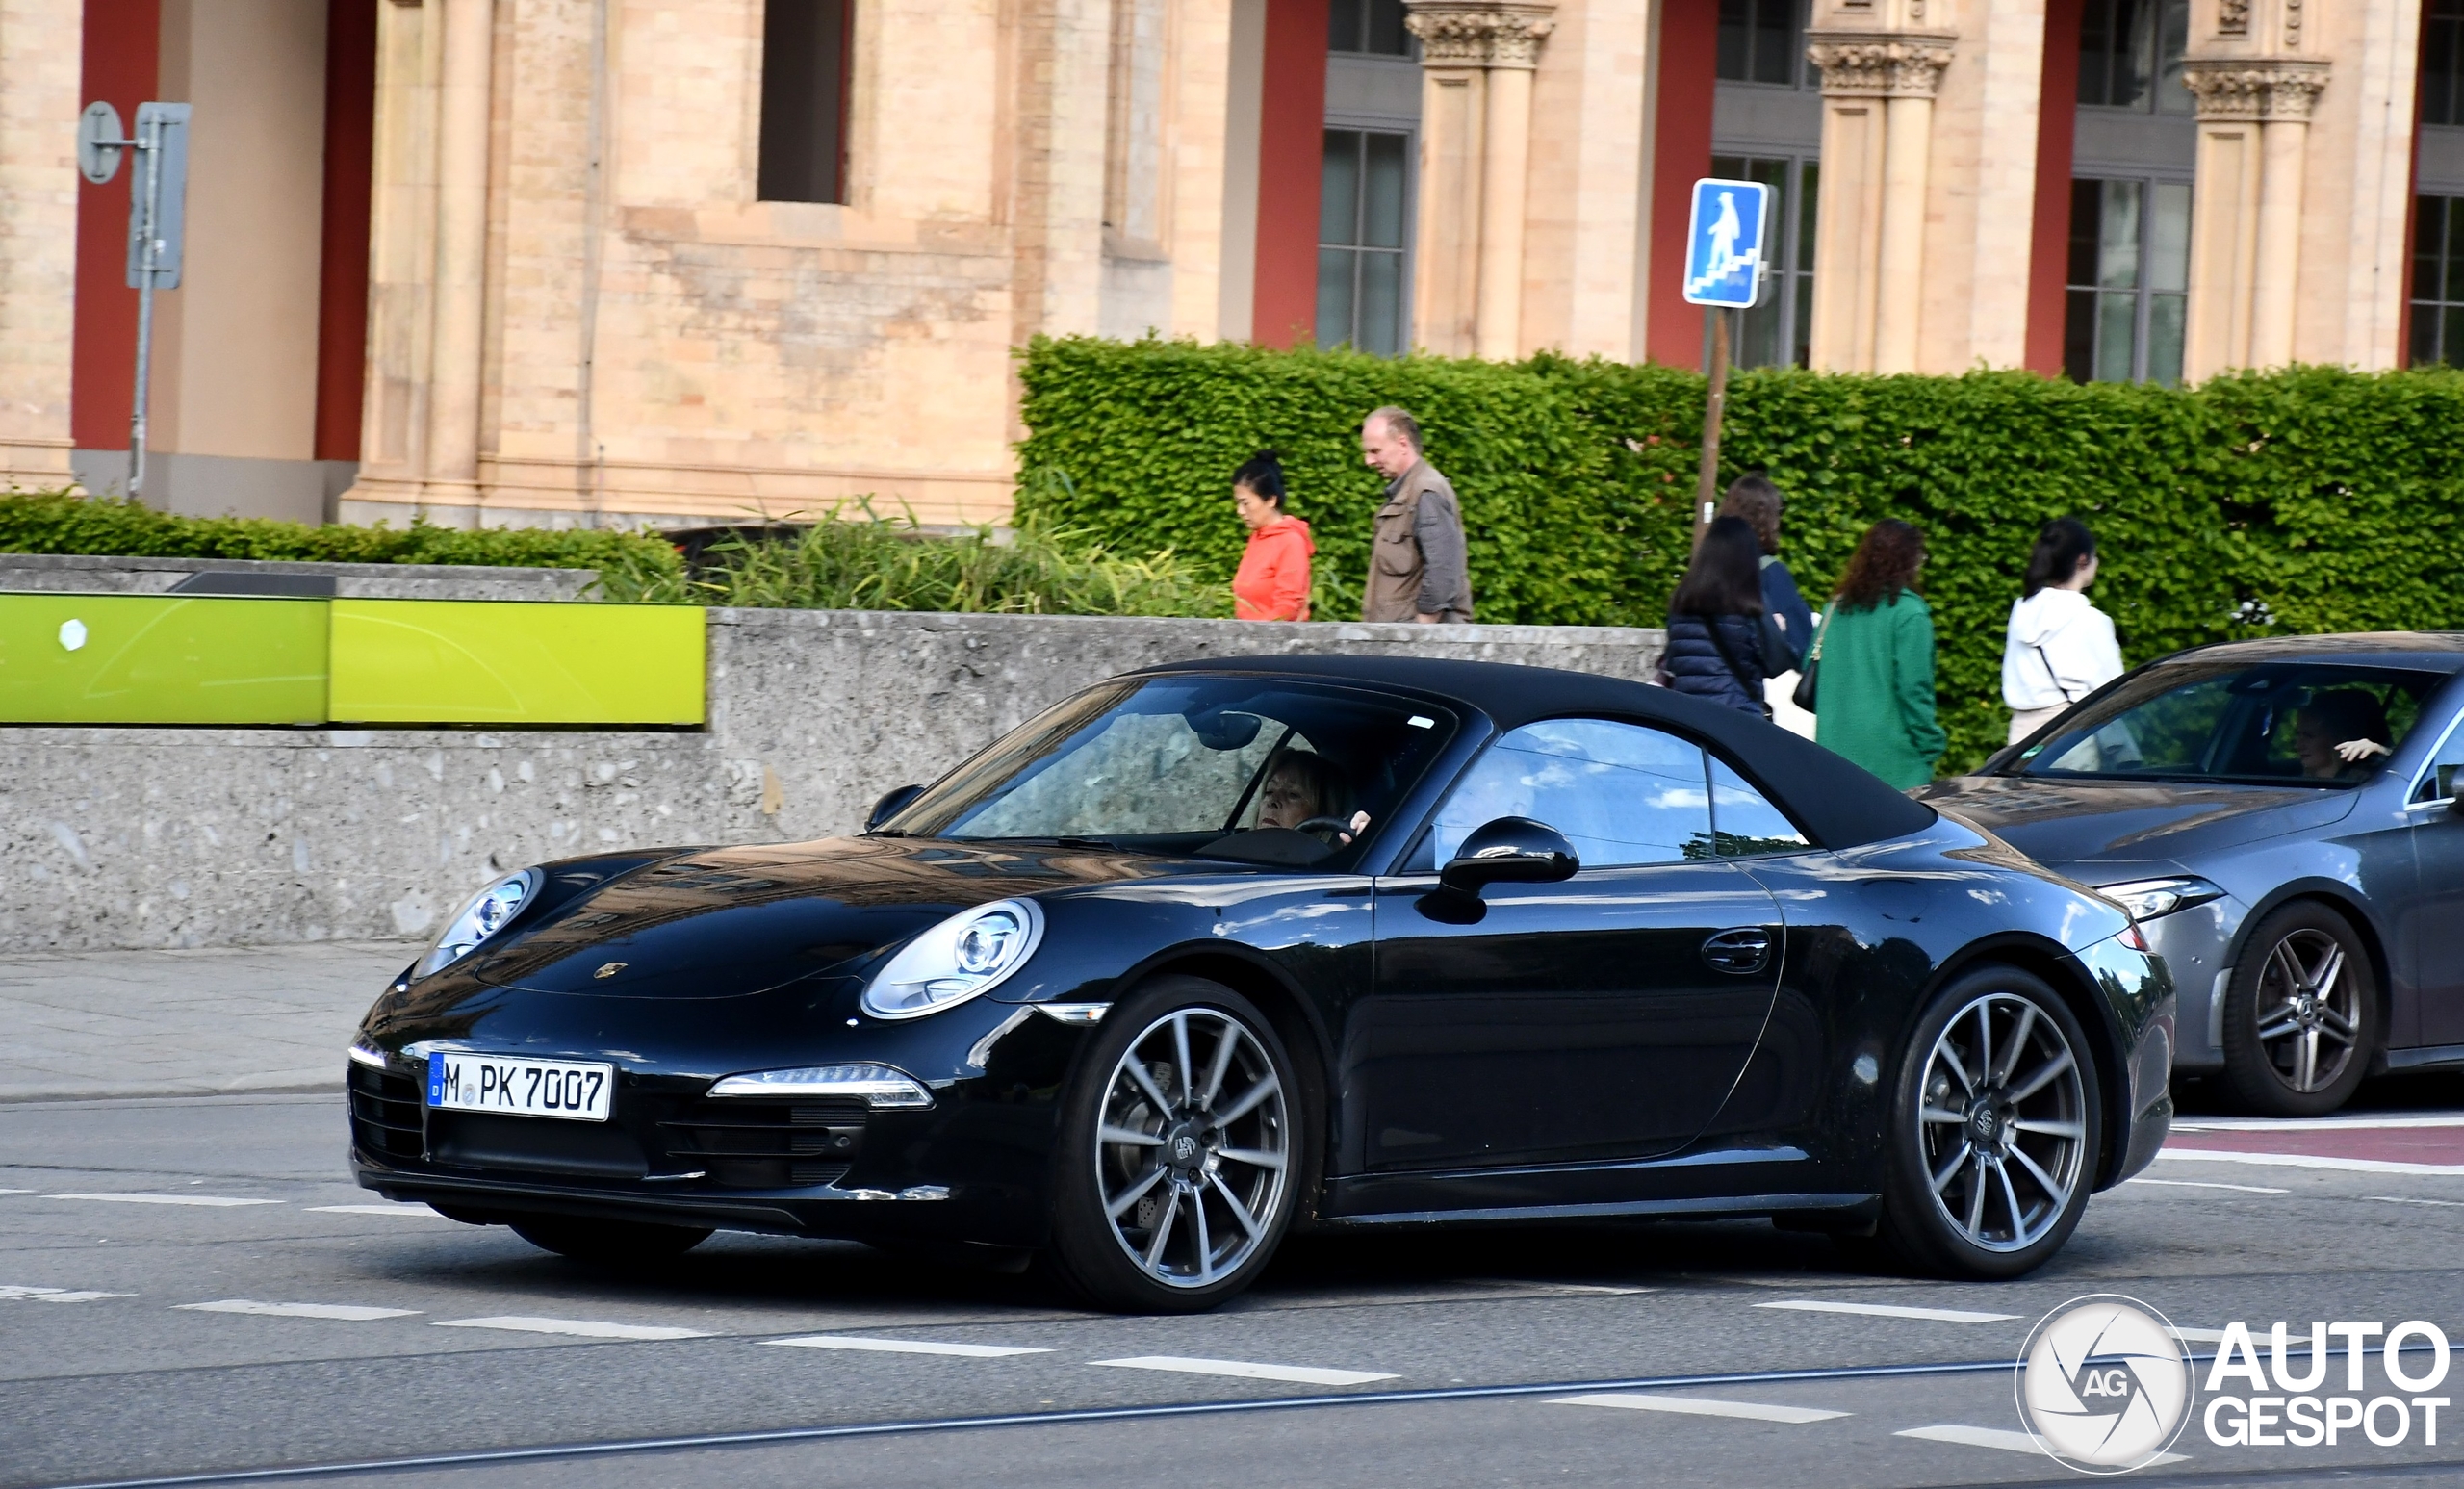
[347,656,2173,1311]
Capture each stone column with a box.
[422,0,492,499]
[1804,33,1953,373]
[1404,1,1553,358]
[2181,59,2327,377]
[0,0,81,485]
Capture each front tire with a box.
[1043,977,1306,1313]
[2220,902,2375,1117]
[1872,967,2102,1279]
[509,1215,712,1268]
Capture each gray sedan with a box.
[1918,633,2464,1117]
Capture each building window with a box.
[2065,176,2190,385]
[1707,154,1817,369]
[1318,129,1409,355]
[2411,195,2464,365]
[1717,0,1804,87]
[757,0,853,203]
[2078,0,2189,114]
[1329,0,1410,56]
[2427,0,2464,125]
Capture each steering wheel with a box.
[1293,815,1356,842]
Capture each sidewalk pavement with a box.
[0,941,417,1101]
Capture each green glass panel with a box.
[329,600,705,726]
[0,593,327,725]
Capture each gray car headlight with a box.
[860,898,1045,1020]
[415,868,542,978]
[2097,875,2224,923]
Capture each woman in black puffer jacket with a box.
[1660,516,1792,717]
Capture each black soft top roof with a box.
[1137,654,1938,852]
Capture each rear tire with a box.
[1871,967,2102,1280]
[1042,977,1309,1313]
[508,1215,712,1267]
[2220,902,2375,1117]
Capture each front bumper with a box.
[2129,899,2238,1073]
[2067,933,2177,1189]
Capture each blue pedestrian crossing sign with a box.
[1682,178,1771,309]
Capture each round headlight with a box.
[416,868,542,979]
[862,899,1045,1020]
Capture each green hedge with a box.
[0,490,683,578]
[1017,338,2464,771]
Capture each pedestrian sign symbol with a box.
[1682,178,1770,309]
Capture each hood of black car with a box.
[459,835,1198,998]
[1916,775,2356,868]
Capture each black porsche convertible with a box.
[347,656,2173,1311]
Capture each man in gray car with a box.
[1359,406,1473,625]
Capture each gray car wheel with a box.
[2220,902,2376,1117]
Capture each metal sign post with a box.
[75,99,190,501]
[1680,177,1772,547]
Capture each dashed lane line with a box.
[1755,1299,2021,1324]
[306,1204,448,1218]
[2157,1148,2464,1178]
[1091,1355,1399,1386]
[180,1299,421,1322]
[1896,1422,2190,1466]
[53,1193,282,1208]
[0,1188,36,1194]
[432,1315,711,1341]
[0,1284,132,1301]
[2124,1177,2290,1194]
[1553,1392,1848,1424]
[769,1336,1051,1358]
[2367,1194,2464,1209]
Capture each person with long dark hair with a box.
[1810,519,1946,786]
[1230,450,1315,621]
[1659,515,1792,717]
[1717,473,1816,735]
[2001,517,2123,744]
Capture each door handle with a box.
[1702,927,1773,975]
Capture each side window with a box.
[1431,718,1712,868]
[2416,715,2464,805]
[1709,756,1812,857]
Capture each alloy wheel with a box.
[1916,991,2090,1254]
[1094,1007,1290,1290]
[2251,928,2360,1094]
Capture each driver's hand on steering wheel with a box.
[1339,810,1370,845]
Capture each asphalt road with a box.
[7,1081,2464,1489]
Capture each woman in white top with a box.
[2003,518,2125,746]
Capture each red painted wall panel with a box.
[315,0,377,463]
[1644,0,1717,368]
[71,0,162,453]
[1252,0,1329,347]
[2025,0,2083,376]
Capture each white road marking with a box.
[1091,1355,1399,1386]
[2125,1177,2289,1194]
[2169,1327,2229,1344]
[0,1189,37,1195]
[1470,1280,1656,1297]
[1755,1299,2021,1323]
[0,1285,131,1302]
[432,1315,710,1341]
[2175,1116,2464,1131]
[308,1204,447,1218]
[2157,1148,2464,1177]
[768,1335,1050,1358]
[1896,1423,2188,1465]
[2367,1194,2464,1210]
[54,1193,281,1207]
[1553,1392,1848,1424]
[181,1299,421,1322]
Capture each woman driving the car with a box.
[1256,749,1371,842]
[2293,689,2394,780]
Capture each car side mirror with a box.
[1438,816,1579,896]
[866,784,924,832]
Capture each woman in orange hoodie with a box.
[1230,449,1314,622]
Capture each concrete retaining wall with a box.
[0,608,1664,951]
[0,552,597,601]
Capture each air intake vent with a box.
[348,1062,424,1160]
[658,1099,864,1189]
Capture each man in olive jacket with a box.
[1358,406,1474,624]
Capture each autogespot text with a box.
[2201,1321,2451,1449]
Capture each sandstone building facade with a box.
[0,0,2447,528]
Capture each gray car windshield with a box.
[879,677,1458,867]
[2011,660,2442,786]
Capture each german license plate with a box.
[425,1051,613,1122]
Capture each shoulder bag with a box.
[1791,603,1834,714]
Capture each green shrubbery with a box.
[1017,337,2464,769]
[0,488,683,577]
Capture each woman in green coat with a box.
[1810,520,1947,789]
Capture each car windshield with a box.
[880,676,1460,868]
[2009,659,2441,787]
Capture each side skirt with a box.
[1312,1192,1878,1228]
